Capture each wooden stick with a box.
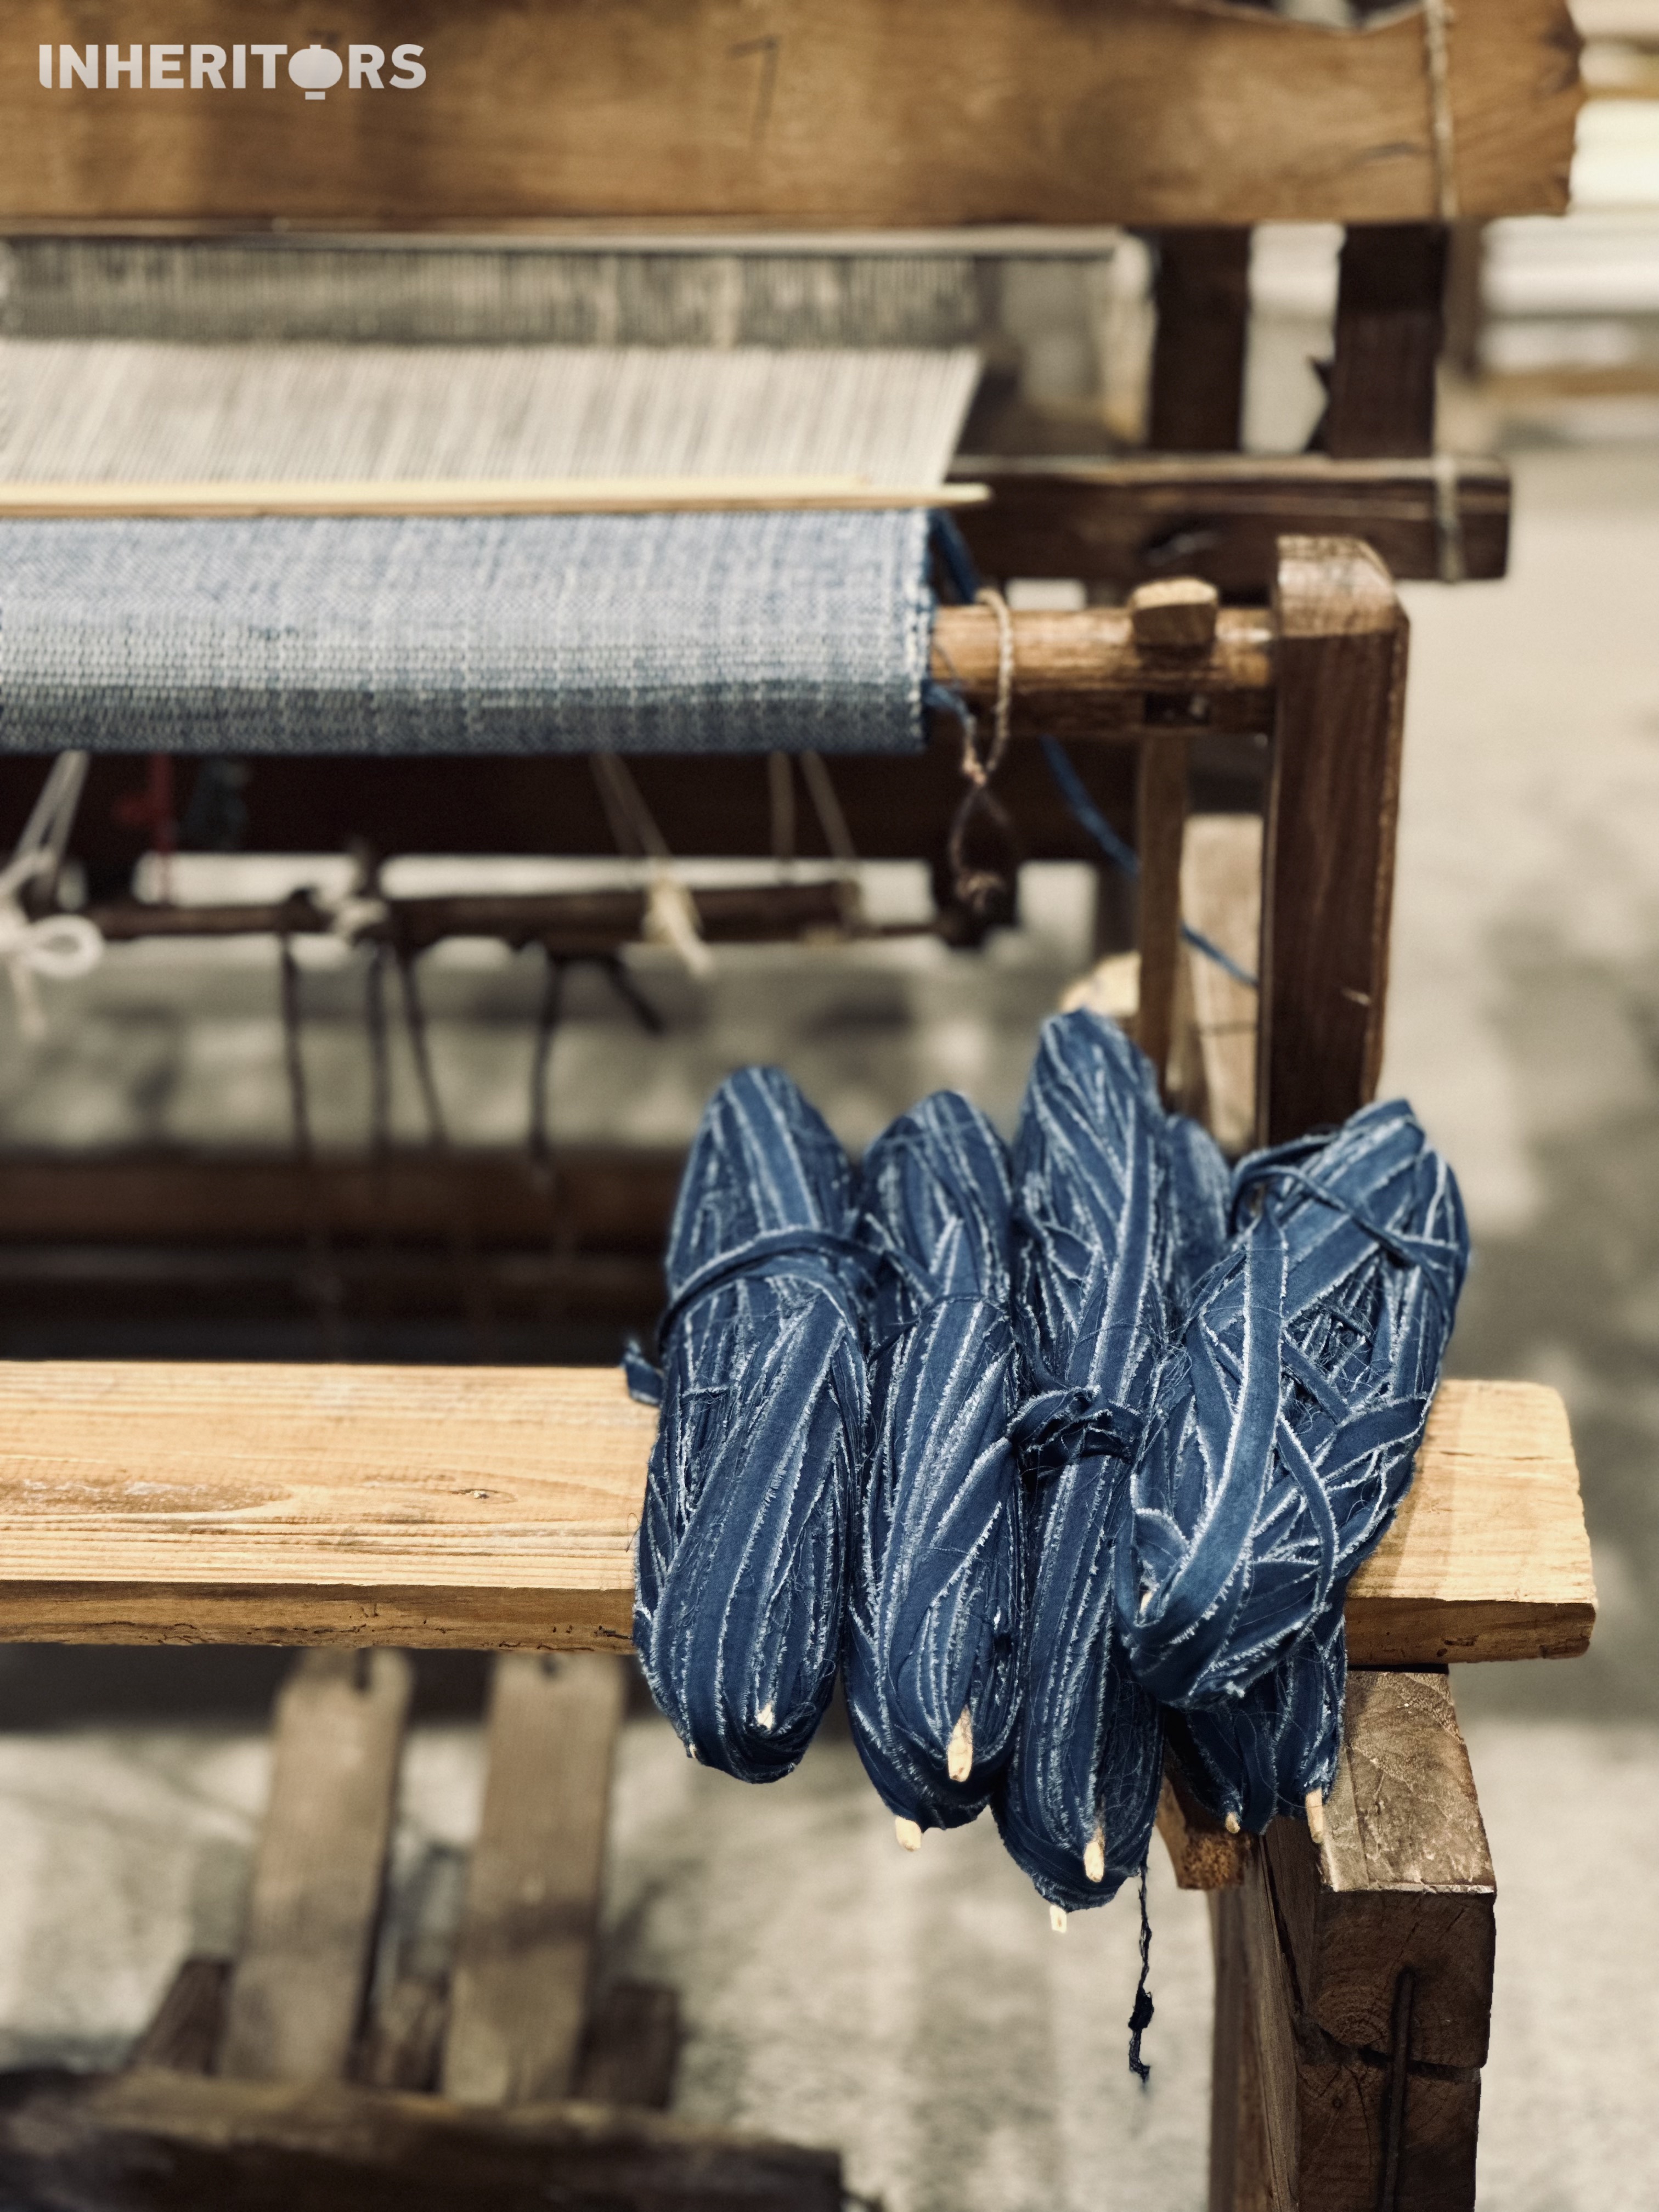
[1134,732,1189,1098]
[0,475,988,520]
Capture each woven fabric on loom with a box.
[0,510,935,756]
[0,344,981,488]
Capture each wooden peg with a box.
[1128,578,1220,654]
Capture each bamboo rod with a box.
[0,476,988,520]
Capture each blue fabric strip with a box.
[844,1091,1025,1830]
[633,1066,867,1783]
[0,509,935,757]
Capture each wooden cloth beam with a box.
[1,0,1580,228]
[0,1369,1593,1660]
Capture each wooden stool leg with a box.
[1216,1668,1494,2211]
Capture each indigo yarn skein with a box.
[1121,1099,1468,1723]
[845,1092,1024,1830]
[633,1066,868,1784]
[996,1011,1195,1910]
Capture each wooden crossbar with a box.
[0,1369,1594,1660]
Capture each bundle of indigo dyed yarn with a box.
[996,1010,1227,1910]
[1122,1099,1468,1830]
[633,1065,868,1783]
[844,1092,1024,1833]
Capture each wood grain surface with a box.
[0,477,984,520]
[0,2067,845,2212]
[952,455,1512,594]
[442,1655,626,2106]
[0,0,1581,228]
[0,1368,1593,1658]
[219,1650,412,2084]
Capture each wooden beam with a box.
[1148,230,1252,454]
[0,1369,1593,1659]
[219,1650,413,2084]
[442,1655,627,2106]
[0,2067,844,2212]
[0,477,985,521]
[0,0,1581,228]
[1259,537,1406,1145]
[952,455,1511,591]
[1323,224,1448,461]
[1215,1671,1493,2212]
[1133,733,1189,1098]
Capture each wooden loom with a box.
[0,539,1599,2211]
[0,4,1596,2205]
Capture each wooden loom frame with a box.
[0,540,1597,2212]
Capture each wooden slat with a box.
[0,476,985,520]
[1133,734,1189,1098]
[953,455,1512,591]
[1148,230,1252,454]
[1207,1890,1276,2212]
[1158,1769,1245,1893]
[1323,224,1448,462]
[1260,537,1407,1145]
[0,2068,843,2212]
[1216,1670,1492,2212]
[219,1650,413,2084]
[1181,813,1261,1157]
[1347,1379,1596,1665]
[442,1655,627,2106]
[0,1369,1592,1661]
[0,0,1581,228]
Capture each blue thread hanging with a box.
[995,1010,1221,1910]
[632,1066,868,1783]
[1119,1102,1468,1827]
[844,1092,1025,1830]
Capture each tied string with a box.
[1011,1379,1144,1478]
[936,587,1017,918]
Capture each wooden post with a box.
[1210,1669,1494,2212]
[1135,732,1189,1095]
[1259,538,1407,1144]
[1323,225,1448,460]
[1148,229,1253,453]
[218,1650,413,2085]
[442,1654,627,2106]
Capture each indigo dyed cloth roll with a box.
[633,1066,868,1783]
[996,1011,1216,1910]
[1121,1101,1468,1759]
[0,510,934,755]
[845,1092,1024,1830]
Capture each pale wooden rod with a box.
[0,477,986,520]
[930,603,1275,705]
[0,476,989,520]
[0,1369,1594,1662]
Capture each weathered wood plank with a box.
[1134,734,1190,1098]
[1181,812,1261,1156]
[0,1369,1591,1660]
[1260,537,1406,1145]
[1148,229,1252,453]
[1323,224,1448,463]
[1158,1769,1245,1893]
[219,1651,413,2084]
[442,1655,627,2106]
[0,0,1581,230]
[0,2068,843,2212]
[952,454,1511,592]
[1228,1669,1492,2212]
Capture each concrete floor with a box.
[0,438,1654,2207]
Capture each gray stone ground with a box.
[0,437,1654,2207]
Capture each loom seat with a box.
[0,1364,1593,1658]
